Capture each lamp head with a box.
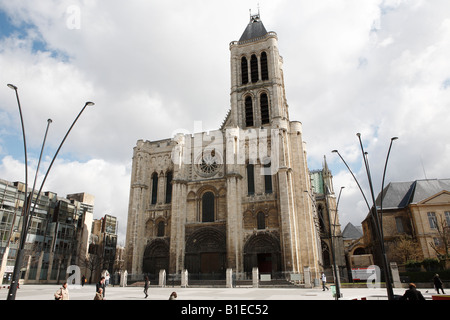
[7,84,17,90]
[391,137,398,141]
[331,150,338,153]
[356,133,361,137]
[85,102,95,107]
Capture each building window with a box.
[263,162,273,194]
[245,96,254,127]
[257,212,266,230]
[261,51,269,80]
[241,57,249,84]
[165,171,173,204]
[433,237,441,247]
[250,54,259,83]
[151,173,158,205]
[260,93,270,124]
[395,217,404,233]
[202,192,215,222]
[428,212,437,229]
[157,221,165,237]
[445,211,450,226]
[247,164,255,195]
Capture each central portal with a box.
[185,227,226,278]
[257,253,273,273]
[201,252,221,273]
[244,233,281,275]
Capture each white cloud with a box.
[1,0,450,242]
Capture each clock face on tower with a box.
[195,149,222,177]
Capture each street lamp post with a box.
[331,186,344,300]
[6,84,94,300]
[332,133,398,300]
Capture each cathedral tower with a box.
[125,13,323,283]
[228,13,289,130]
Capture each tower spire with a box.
[249,4,261,22]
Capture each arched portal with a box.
[143,239,169,275]
[243,233,281,275]
[185,227,226,277]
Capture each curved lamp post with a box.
[6,83,94,300]
[380,137,398,232]
[332,133,398,300]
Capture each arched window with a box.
[250,54,259,83]
[245,96,254,127]
[165,171,173,204]
[202,192,215,222]
[261,52,269,80]
[247,164,255,195]
[151,173,158,204]
[318,205,325,233]
[157,221,165,237]
[241,57,249,84]
[257,212,266,230]
[260,93,270,124]
[263,162,273,194]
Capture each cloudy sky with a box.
[0,0,449,244]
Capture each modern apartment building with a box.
[0,178,94,284]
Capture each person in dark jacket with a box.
[144,276,150,298]
[401,283,425,300]
[96,277,106,298]
[433,274,445,294]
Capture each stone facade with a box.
[362,179,450,266]
[125,15,325,281]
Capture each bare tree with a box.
[391,235,422,264]
[82,253,103,284]
[429,213,450,258]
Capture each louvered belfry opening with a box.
[250,54,259,83]
[241,57,249,84]
[261,51,269,80]
[245,96,254,127]
[260,93,270,124]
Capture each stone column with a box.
[303,266,311,288]
[390,262,402,288]
[226,175,243,274]
[181,269,188,288]
[252,267,259,288]
[159,269,166,287]
[226,268,233,288]
[169,181,187,274]
[225,128,243,274]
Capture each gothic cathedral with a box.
[125,14,344,282]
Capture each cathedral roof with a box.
[239,14,268,42]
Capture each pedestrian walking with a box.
[401,283,425,300]
[94,288,104,300]
[81,275,86,287]
[54,282,69,300]
[144,276,150,298]
[433,274,445,294]
[321,273,329,291]
[96,276,106,298]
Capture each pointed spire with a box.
[323,155,330,174]
[239,9,267,42]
